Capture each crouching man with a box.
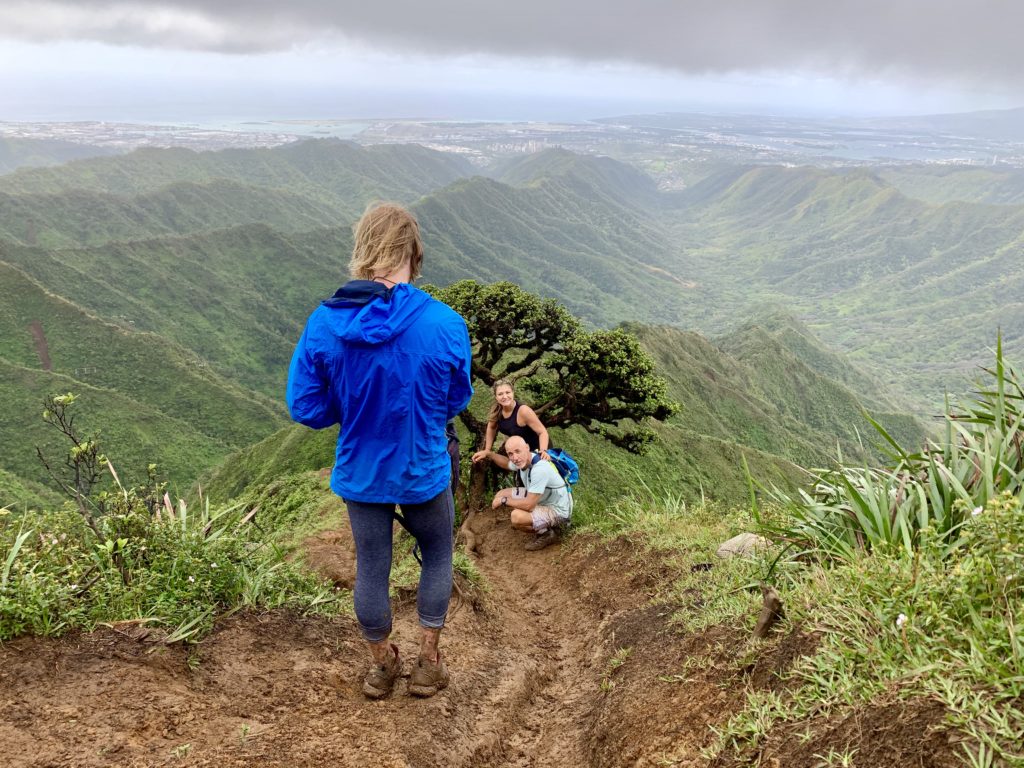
[488,435,572,551]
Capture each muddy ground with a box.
[0,508,961,767]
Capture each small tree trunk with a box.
[458,460,489,554]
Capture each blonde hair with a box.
[349,202,424,281]
[488,379,515,424]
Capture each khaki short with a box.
[530,505,562,533]
[507,488,567,533]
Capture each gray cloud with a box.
[1,1,1021,83]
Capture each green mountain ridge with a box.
[879,165,1024,206]
[0,261,286,483]
[0,142,953,504]
[0,140,472,205]
[0,224,350,396]
[491,147,662,208]
[415,174,689,327]
[0,357,231,494]
[0,178,347,249]
[665,163,1024,402]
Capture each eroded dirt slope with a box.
[0,509,960,767]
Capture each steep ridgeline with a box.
[0,262,285,494]
[416,150,692,327]
[0,139,472,203]
[879,165,1024,206]
[201,317,924,508]
[0,140,473,247]
[0,358,233,501]
[0,180,343,249]
[0,142,951,510]
[630,321,924,467]
[666,164,1024,404]
[0,226,350,397]
[0,140,474,506]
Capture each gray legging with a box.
[344,488,455,642]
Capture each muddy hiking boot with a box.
[362,643,401,700]
[524,528,558,551]
[408,653,450,698]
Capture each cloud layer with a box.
[2,1,1020,84]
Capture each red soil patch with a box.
[28,320,52,371]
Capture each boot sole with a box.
[362,682,394,699]
[408,680,449,697]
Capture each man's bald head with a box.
[504,436,531,469]
[505,436,527,452]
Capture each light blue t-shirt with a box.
[517,459,572,521]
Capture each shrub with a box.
[0,394,340,643]
[756,336,1024,560]
[0,493,340,643]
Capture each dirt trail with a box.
[0,510,960,767]
[0,511,665,768]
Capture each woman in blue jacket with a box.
[286,203,473,699]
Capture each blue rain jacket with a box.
[286,280,473,504]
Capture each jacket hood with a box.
[321,280,432,344]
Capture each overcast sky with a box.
[1,1,1021,122]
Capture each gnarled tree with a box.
[427,280,678,549]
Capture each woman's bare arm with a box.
[518,405,550,456]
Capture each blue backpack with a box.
[531,448,580,493]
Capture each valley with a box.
[2,114,1023,766]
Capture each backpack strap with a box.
[526,451,567,491]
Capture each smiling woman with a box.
[472,379,552,463]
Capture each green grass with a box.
[710,491,1024,765]
[0,489,342,644]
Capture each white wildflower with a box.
[972,506,983,517]
[188,576,195,583]
[896,613,907,629]
[210,562,217,569]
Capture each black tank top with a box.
[496,402,545,452]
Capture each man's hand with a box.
[539,449,551,461]
[491,491,511,509]
[472,450,490,464]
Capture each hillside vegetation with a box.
[0,140,471,206]
[0,225,349,396]
[666,164,1024,403]
[202,311,923,511]
[1,140,953,507]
